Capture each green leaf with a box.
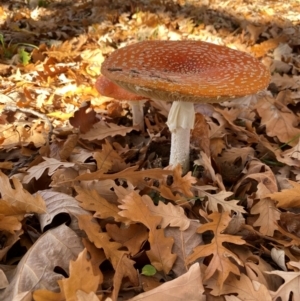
[141,265,157,276]
[19,48,31,65]
[0,34,4,48]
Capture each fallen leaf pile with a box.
[1,0,300,300]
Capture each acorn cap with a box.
[101,40,270,103]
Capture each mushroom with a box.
[101,40,270,173]
[95,76,147,131]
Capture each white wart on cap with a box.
[101,40,270,173]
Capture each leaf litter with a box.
[0,0,300,300]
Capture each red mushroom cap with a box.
[101,40,270,103]
[95,76,146,101]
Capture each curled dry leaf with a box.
[271,248,287,271]
[266,262,300,301]
[166,220,203,277]
[280,212,300,237]
[0,269,8,289]
[0,230,23,262]
[37,190,90,231]
[129,263,204,301]
[0,225,83,301]
[207,273,272,300]
[59,134,78,161]
[277,139,300,167]
[232,247,282,291]
[234,159,278,196]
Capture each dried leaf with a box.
[251,36,288,57]
[0,171,46,214]
[0,269,8,289]
[171,165,197,197]
[234,159,278,195]
[251,197,280,236]
[76,290,100,301]
[23,157,75,183]
[69,102,98,134]
[59,134,78,161]
[77,215,138,295]
[75,166,172,187]
[106,223,148,256]
[80,120,134,141]
[143,197,190,231]
[186,212,245,289]
[93,140,124,173]
[271,248,287,271]
[195,187,246,213]
[60,249,100,300]
[280,212,300,237]
[166,220,203,277]
[119,191,177,274]
[191,113,210,156]
[75,186,129,223]
[37,190,89,231]
[0,215,22,233]
[129,263,204,301]
[266,262,300,301]
[1,225,83,301]
[255,96,300,146]
[209,273,272,300]
[267,180,300,208]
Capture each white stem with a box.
[169,127,191,174]
[128,100,145,132]
[167,101,195,174]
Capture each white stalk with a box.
[167,101,195,174]
[128,100,146,132]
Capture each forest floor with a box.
[0,0,300,300]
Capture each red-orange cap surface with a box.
[95,76,146,101]
[101,40,270,103]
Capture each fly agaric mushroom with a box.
[95,76,146,131]
[101,40,270,173]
